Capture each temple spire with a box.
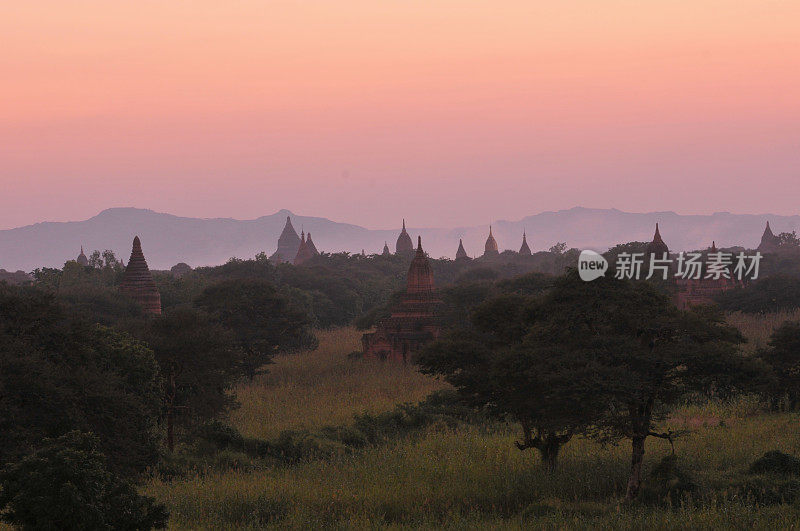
[645,223,669,256]
[456,238,469,260]
[120,236,162,315]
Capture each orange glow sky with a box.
[2,1,799,229]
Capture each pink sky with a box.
[2,1,799,230]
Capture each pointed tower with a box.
[519,231,532,256]
[757,221,780,253]
[305,232,319,256]
[710,241,718,253]
[362,236,441,362]
[455,239,469,260]
[483,226,499,258]
[294,231,314,265]
[407,236,434,294]
[396,219,414,256]
[76,246,89,266]
[645,223,669,257]
[382,242,391,256]
[120,236,162,315]
[270,216,301,263]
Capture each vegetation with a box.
[143,327,800,529]
[0,432,168,531]
[5,250,800,528]
[0,284,163,477]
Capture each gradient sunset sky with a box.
[2,1,799,230]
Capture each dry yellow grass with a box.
[227,328,449,439]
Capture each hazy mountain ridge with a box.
[1,207,798,272]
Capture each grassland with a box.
[146,320,800,529]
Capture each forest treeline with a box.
[2,241,800,528]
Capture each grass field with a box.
[146,321,800,529]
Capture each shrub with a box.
[638,455,697,507]
[749,451,800,476]
[0,432,168,531]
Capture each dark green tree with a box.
[760,321,800,409]
[531,272,763,501]
[418,294,604,473]
[0,431,168,531]
[0,284,163,477]
[195,279,317,379]
[133,307,244,450]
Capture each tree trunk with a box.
[540,440,561,474]
[625,435,646,502]
[166,408,175,452]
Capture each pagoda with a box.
[270,216,301,263]
[294,231,315,265]
[382,242,391,256]
[645,223,669,257]
[675,240,739,309]
[455,239,469,260]
[305,232,319,256]
[482,226,499,258]
[757,221,780,253]
[76,246,89,266]
[362,237,441,362]
[119,236,162,315]
[519,231,532,256]
[395,219,414,256]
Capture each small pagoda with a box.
[294,231,317,265]
[455,239,469,260]
[757,221,780,253]
[362,236,441,362]
[482,226,499,258]
[518,231,532,256]
[395,219,414,256]
[120,236,162,315]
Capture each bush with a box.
[749,451,800,476]
[0,432,168,531]
[638,455,697,507]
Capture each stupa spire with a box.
[396,218,414,255]
[456,238,469,260]
[120,236,162,315]
[519,230,532,256]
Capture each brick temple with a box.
[120,236,162,315]
[362,236,441,362]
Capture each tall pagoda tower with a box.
[119,236,162,315]
[362,236,441,362]
[270,216,301,263]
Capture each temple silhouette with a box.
[362,236,441,362]
[119,236,162,315]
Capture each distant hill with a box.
[1,207,798,272]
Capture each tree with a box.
[195,279,317,379]
[133,307,244,450]
[532,271,764,501]
[0,431,168,531]
[760,321,800,409]
[0,284,163,477]
[778,231,800,248]
[418,294,604,473]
